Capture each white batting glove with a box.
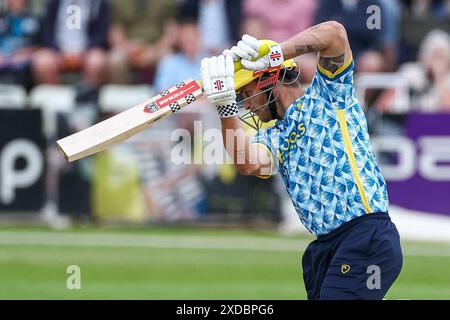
[223,34,284,71]
[223,34,260,62]
[201,55,239,118]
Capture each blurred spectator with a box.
[399,0,450,64]
[315,0,400,72]
[380,0,401,67]
[375,29,450,112]
[243,0,317,42]
[179,0,242,55]
[32,0,110,98]
[107,0,178,84]
[28,0,48,16]
[404,0,450,17]
[0,0,40,88]
[153,16,206,92]
[242,0,317,83]
[403,29,450,111]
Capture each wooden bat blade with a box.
[56,79,203,162]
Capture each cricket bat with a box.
[56,79,204,162]
[56,44,272,162]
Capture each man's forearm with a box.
[280,21,351,73]
[220,117,269,176]
[220,117,254,173]
[281,23,330,58]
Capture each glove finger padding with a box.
[230,45,254,61]
[225,55,234,78]
[225,55,235,100]
[241,43,284,71]
[237,40,259,59]
[223,34,259,62]
[223,48,239,62]
[217,55,226,77]
[242,34,260,51]
[241,57,269,71]
[209,56,218,78]
[200,58,212,95]
[200,55,237,109]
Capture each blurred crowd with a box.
[0,0,449,111]
[1,0,449,222]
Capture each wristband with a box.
[217,103,239,118]
[268,44,284,67]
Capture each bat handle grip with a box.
[233,60,243,73]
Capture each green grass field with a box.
[1,226,450,299]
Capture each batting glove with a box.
[200,55,239,118]
[223,34,284,71]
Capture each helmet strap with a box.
[266,86,282,120]
[257,71,282,121]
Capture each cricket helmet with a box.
[234,39,298,92]
[233,40,300,131]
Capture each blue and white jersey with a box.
[251,58,389,237]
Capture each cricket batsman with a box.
[200,21,403,300]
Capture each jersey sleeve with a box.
[250,128,280,178]
[313,57,356,109]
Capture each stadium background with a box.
[0,0,450,299]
